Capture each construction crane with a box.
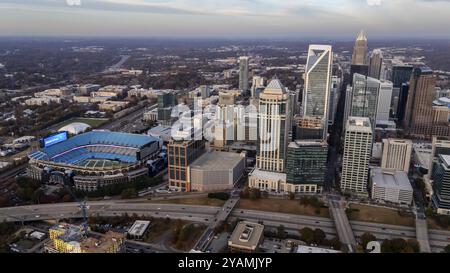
[60,179,89,235]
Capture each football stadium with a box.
[27,131,161,191]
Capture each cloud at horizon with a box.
[1,0,449,38]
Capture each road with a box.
[99,105,154,132]
[1,200,450,252]
[192,197,240,252]
[103,55,131,73]
[324,72,346,192]
[416,218,432,253]
[328,196,357,252]
[0,164,27,183]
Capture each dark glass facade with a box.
[391,65,413,88]
[157,92,176,108]
[350,64,369,84]
[396,83,409,122]
[432,156,450,211]
[286,141,328,186]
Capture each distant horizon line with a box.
[1,35,450,42]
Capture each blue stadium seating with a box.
[28,131,157,166]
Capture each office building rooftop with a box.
[228,221,264,251]
[190,151,244,170]
[371,168,412,192]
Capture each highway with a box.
[192,197,239,252]
[99,104,154,132]
[103,55,131,73]
[1,200,449,252]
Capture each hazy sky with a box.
[1,0,450,38]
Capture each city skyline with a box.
[1,1,450,255]
[2,0,450,38]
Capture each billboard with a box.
[42,131,68,148]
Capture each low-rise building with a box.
[99,101,129,112]
[143,108,158,122]
[34,88,71,98]
[73,96,92,103]
[13,136,36,145]
[228,221,264,253]
[127,220,150,240]
[25,97,62,106]
[296,245,341,253]
[45,223,125,253]
[91,91,118,98]
[248,169,287,193]
[128,88,158,99]
[370,168,413,205]
[97,85,128,96]
[147,125,172,142]
[189,151,245,192]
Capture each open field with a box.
[347,204,415,227]
[143,218,206,251]
[238,198,330,218]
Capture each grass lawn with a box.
[171,223,206,251]
[143,219,177,243]
[347,204,415,227]
[146,197,226,207]
[238,198,330,218]
[427,218,450,231]
[55,117,109,129]
[143,218,206,251]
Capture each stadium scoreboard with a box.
[41,131,69,148]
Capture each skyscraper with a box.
[341,117,373,196]
[351,30,368,65]
[369,49,383,80]
[392,65,413,88]
[429,137,450,181]
[396,83,410,122]
[256,78,291,172]
[431,155,450,215]
[249,79,291,193]
[376,80,393,122]
[350,30,369,84]
[343,85,353,128]
[302,44,333,140]
[403,66,436,138]
[239,56,250,91]
[251,75,265,98]
[214,93,236,148]
[294,116,324,140]
[328,76,341,126]
[350,73,381,128]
